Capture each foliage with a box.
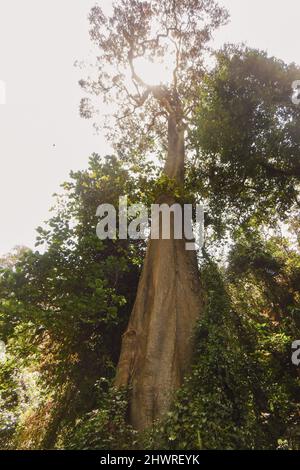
[144,258,295,450]
[189,46,300,234]
[61,381,137,450]
[0,155,149,449]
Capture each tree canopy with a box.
[80,0,228,158]
[189,46,300,232]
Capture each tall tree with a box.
[80,0,228,429]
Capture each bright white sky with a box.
[0,0,299,255]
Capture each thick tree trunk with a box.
[115,114,203,430]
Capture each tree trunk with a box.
[115,114,203,430]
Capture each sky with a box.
[0,0,299,255]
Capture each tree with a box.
[190,46,300,234]
[80,0,228,429]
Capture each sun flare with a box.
[134,56,174,86]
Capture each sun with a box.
[134,56,174,87]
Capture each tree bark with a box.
[115,114,203,430]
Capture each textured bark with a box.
[115,114,203,430]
